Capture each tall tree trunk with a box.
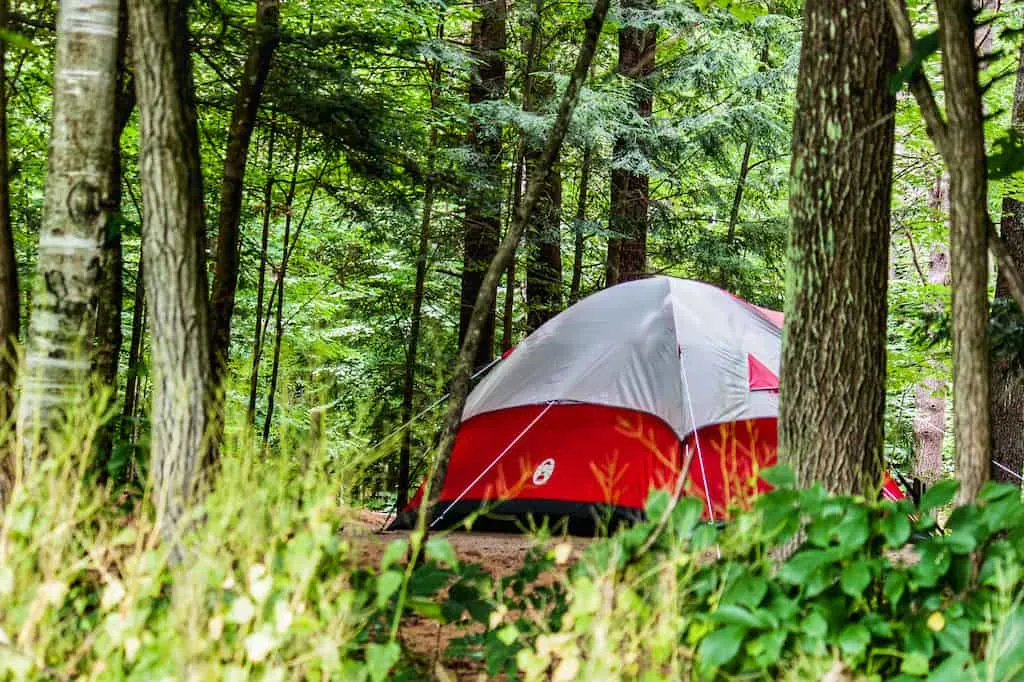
[569,145,592,304]
[121,257,144,440]
[262,127,303,446]
[424,0,610,522]
[0,0,17,423]
[209,0,280,384]
[458,0,505,371]
[129,0,215,536]
[779,0,897,494]
[398,164,436,510]
[914,215,950,487]
[93,0,133,400]
[398,25,444,509]
[18,0,120,453]
[0,0,17,504]
[606,0,655,286]
[246,118,277,427]
[937,0,991,502]
[94,0,134,468]
[990,48,1024,484]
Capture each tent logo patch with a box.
[532,458,556,486]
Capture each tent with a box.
[393,277,904,532]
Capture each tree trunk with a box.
[424,0,610,523]
[569,145,592,304]
[779,0,898,494]
[458,0,505,371]
[914,180,950,487]
[246,118,277,427]
[262,127,303,446]
[129,0,215,536]
[606,0,655,286]
[93,0,134,467]
[0,0,18,425]
[525,156,562,332]
[398,168,436,510]
[990,47,1024,484]
[209,0,280,384]
[937,0,991,503]
[121,257,144,440]
[18,0,120,453]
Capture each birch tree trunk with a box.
[424,0,610,522]
[779,0,897,493]
[129,0,215,536]
[210,0,280,384]
[18,0,120,454]
[936,0,991,503]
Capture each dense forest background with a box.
[7,0,1018,509]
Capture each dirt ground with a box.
[343,509,588,679]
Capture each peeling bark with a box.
[129,0,215,537]
[779,0,898,494]
[18,0,120,453]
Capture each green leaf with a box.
[746,628,787,667]
[902,651,929,676]
[778,549,834,585]
[840,561,872,598]
[366,642,401,682]
[709,604,774,629]
[927,653,970,682]
[920,480,959,514]
[838,622,871,659]
[425,538,459,567]
[381,539,408,570]
[884,571,907,605]
[889,30,940,94]
[645,489,671,519]
[376,570,403,607]
[721,573,767,609]
[760,465,795,488]
[698,624,748,671]
[880,510,912,548]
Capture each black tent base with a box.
[386,499,644,536]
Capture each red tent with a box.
[394,278,904,531]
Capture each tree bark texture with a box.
[18,0,120,451]
[93,0,132,402]
[937,0,991,502]
[246,118,277,427]
[210,0,280,385]
[991,47,1024,484]
[779,0,898,494]
[425,0,610,522]
[605,0,655,286]
[569,146,592,304]
[458,0,505,370]
[129,0,215,534]
[0,0,18,424]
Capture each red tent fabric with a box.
[394,278,904,531]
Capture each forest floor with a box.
[345,509,591,679]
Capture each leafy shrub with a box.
[502,467,1024,681]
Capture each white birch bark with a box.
[17,0,119,452]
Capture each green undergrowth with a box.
[4,416,1024,681]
